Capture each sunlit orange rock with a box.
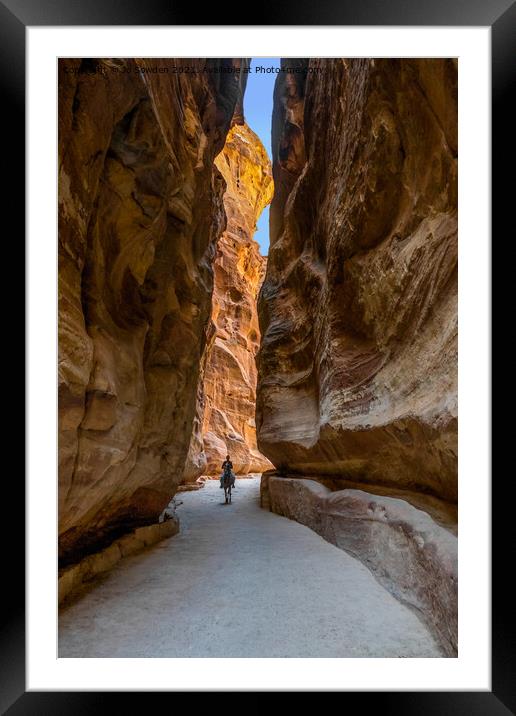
[185,123,274,479]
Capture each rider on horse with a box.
[220,454,236,489]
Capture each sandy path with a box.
[59,477,441,657]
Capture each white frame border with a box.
[27,26,490,691]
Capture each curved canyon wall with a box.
[184,123,274,480]
[58,58,248,564]
[257,59,458,502]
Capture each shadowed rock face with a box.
[257,59,458,502]
[58,58,248,564]
[184,123,274,479]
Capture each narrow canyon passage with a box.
[59,478,441,658]
[58,58,458,661]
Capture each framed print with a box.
[6,0,511,708]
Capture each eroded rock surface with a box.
[257,59,458,501]
[58,58,248,564]
[184,123,274,479]
[261,475,457,656]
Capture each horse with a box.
[222,470,234,504]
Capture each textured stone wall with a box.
[257,59,458,502]
[58,58,248,564]
[184,123,274,479]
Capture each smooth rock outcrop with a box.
[58,58,248,564]
[257,59,458,501]
[184,123,274,479]
[261,475,457,656]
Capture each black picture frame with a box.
[6,0,509,709]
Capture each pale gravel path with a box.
[59,477,442,657]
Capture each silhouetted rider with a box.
[220,454,235,488]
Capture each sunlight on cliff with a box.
[182,120,274,484]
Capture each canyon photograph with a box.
[58,57,458,659]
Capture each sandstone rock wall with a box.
[257,59,458,502]
[261,475,457,656]
[185,123,274,479]
[58,58,248,564]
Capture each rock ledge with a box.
[261,473,457,656]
